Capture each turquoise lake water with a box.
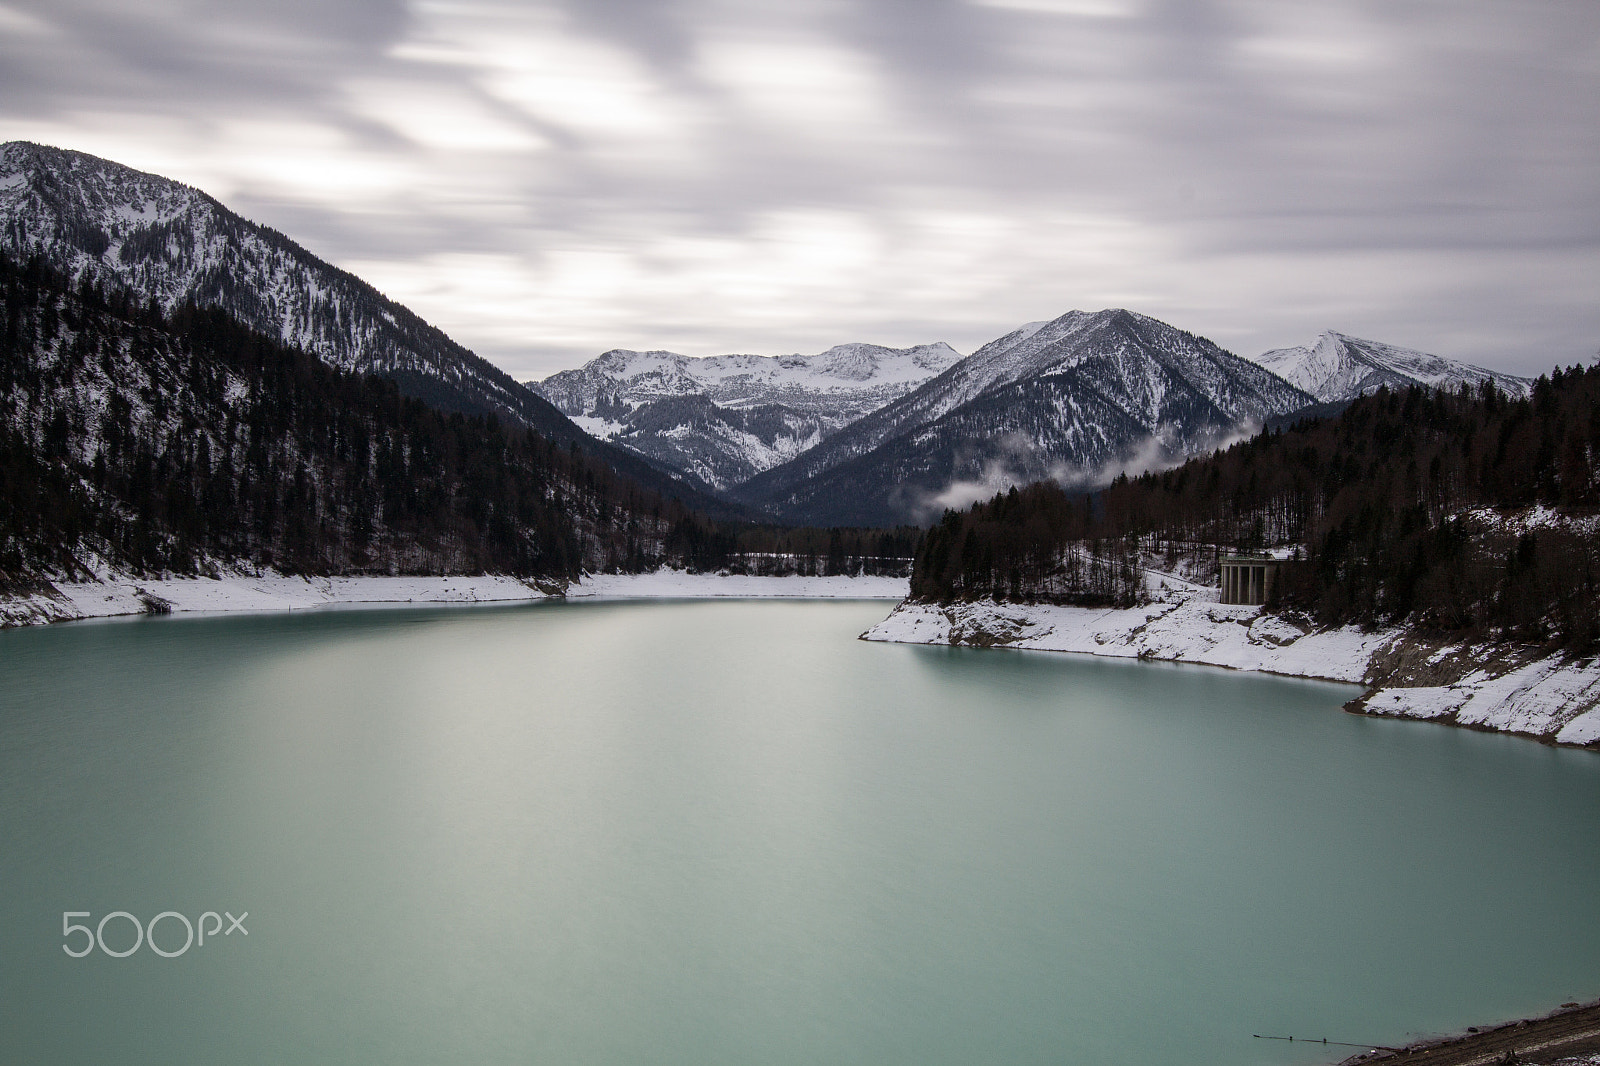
[1,599,1597,1064]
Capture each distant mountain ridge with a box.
[1253,331,1533,403]
[530,342,962,489]
[729,309,1316,526]
[0,141,743,516]
[7,143,1543,535]
[536,342,962,413]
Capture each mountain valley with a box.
[0,140,1549,543]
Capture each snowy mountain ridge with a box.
[729,308,1317,526]
[0,141,548,425]
[1253,331,1533,403]
[529,341,963,490]
[881,308,1311,443]
[536,341,963,413]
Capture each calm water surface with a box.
[1,599,1597,1065]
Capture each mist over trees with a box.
[914,370,1600,650]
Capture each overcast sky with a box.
[2,0,1596,380]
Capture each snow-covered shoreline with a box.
[0,571,561,627]
[863,598,1600,748]
[0,568,909,627]
[11,568,1591,749]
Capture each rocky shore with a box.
[862,596,1600,749]
[1332,999,1600,1065]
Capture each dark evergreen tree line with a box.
[665,520,921,577]
[913,370,1600,649]
[0,254,669,579]
[1,254,919,586]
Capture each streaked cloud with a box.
[344,78,547,152]
[397,4,701,152]
[696,35,894,138]
[970,0,1140,18]
[0,0,1595,379]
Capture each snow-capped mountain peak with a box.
[529,340,964,489]
[0,140,550,430]
[537,341,962,411]
[1253,331,1533,403]
[729,308,1317,526]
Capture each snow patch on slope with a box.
[1364,656,1600,745]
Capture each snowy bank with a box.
[863,598,1388,682]
[0,567,909,627]
[567,569,907,600]
[0,572,557,627]
[1362,654,1600,746]
[863,598,1600,748]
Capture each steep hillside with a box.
[0,255,696,583]
[912,372,1600,650]
[1254,331,1532,403]
[531,342,961,489]
[732,309,1313,526]
[0,141,741,516]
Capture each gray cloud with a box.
[1,0,1596,379]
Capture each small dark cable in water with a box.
[1253,1034,1400,1051]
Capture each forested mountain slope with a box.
[0,141,740,517]
[0,255,703,582]
[913,372,1600,650]
[0,255,920,593]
